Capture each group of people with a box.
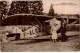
[50,18,68,42]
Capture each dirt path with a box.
[1,36,80,52]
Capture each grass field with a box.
[1,35,80,52]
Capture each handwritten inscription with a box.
[53,3,77,6]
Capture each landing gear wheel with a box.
[15,35,20,40]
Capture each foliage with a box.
[8,1,43,15]
[8,1,28,15]
[48,4,54,16]
[0,1,7,25]
[28,1,43,15]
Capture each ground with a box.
[1,35,80,52]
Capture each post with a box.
[79,16,80,36]
[67,16,69,24]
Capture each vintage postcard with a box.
[0,0,80,52]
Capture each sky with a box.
[42,0,80,14]
[1,0,80,14]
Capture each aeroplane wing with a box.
[2,14,53,26]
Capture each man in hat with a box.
[61,19,68,42]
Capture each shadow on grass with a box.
[15,39,50,45]
[13,35,79,45]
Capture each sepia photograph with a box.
[0,0,80,52]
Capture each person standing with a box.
[61,19,68,42]
[50,18,61,42]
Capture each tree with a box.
[48,4,54,16]
[8,1,43,15]
[8,1,29,15]
[0,1,7,25]
[28,1,43,15]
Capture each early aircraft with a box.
[2,14,79,40]
[2,14,53,40]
